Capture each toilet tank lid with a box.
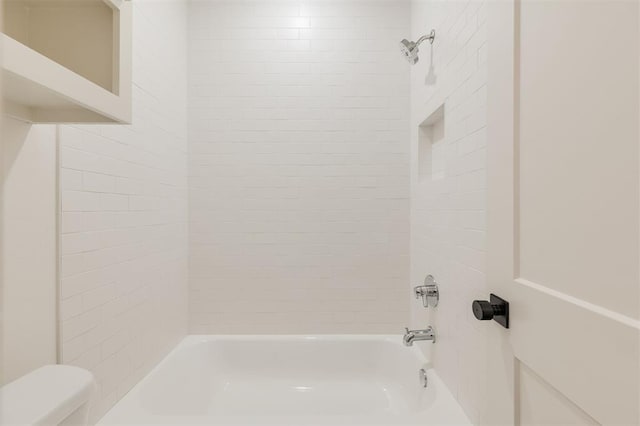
[0,365,96,425]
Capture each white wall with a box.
[409,0,487,423]
[58,1,189,420]
[1,117,57,384]
[188,0,411,334]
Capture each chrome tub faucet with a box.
[403,326,436,346]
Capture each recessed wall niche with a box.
[418,105,445,182]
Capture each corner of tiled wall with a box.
[409,0,488,423]
[58,1,189,421]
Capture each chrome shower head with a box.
[399,30,436,65]
[399,39,419,64]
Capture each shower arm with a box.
[415,30,436,47]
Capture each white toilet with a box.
[0,365,96,425]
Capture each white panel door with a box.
[485,1,639,424]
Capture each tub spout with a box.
[403,326,435,346]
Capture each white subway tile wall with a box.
[188,0,411,334]
[409,0,487,423]
[53,0,489,421]
[58,2,189,420]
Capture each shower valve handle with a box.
[414,275,439,308]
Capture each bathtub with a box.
[98,335,470,425]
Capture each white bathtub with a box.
[98,335,470,425]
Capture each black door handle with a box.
[472,294,509,328]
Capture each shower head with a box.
[399,39,419,64]
[399,30,436,65]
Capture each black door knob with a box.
[471,294,509,328]
[472,300,505,320]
